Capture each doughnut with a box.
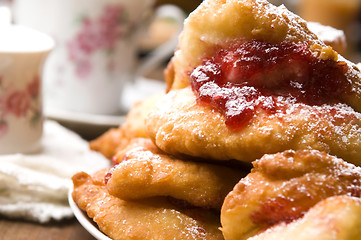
[106,138,246,209]
[72,169,224,240]
[146,87,361,165]
[220,150,361,240]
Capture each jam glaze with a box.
[190,40,350,131]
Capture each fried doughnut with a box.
[166,0,361,113]
[90,94,163,159]
[72,169,223,240]
[106,138,246,209]
[220,150,361,240]
[147,0,361,165]
[146,87,361,165]
[248,196,361,240]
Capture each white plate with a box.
[68,186,112,240]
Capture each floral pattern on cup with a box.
[0,75,42,138]
[67,4,132,79]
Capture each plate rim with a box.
[45,107,125,128]
[68,186,112,240]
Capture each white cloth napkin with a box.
[0,120,110,223]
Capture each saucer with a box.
[45,107,125,140]
[45,77,165,140]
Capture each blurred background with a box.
[155,0,203,14]
[0,0,360,61]
[2,0,361,63]
[155,0,361,62]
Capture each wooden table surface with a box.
[0,217,96,240]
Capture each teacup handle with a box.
[134,4,185,79]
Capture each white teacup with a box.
[13,0,184,115]
[0,25,54,154]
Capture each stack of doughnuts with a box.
[73,0,361,239]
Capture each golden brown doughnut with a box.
[106,138,246,209]
[165,0,361,113]
[72,169,224,240]
[220,150,361,240]
[146,87,361,165]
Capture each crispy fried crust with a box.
[112,138,162,164]
[146,87,361,165]
[106,138,246,209]
[220,150,361,240]
[248,196,361,240]
[72,170,224,240]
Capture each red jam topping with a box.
[250,196,304,226]
[190,40,349,131]
[104,171,112,184]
